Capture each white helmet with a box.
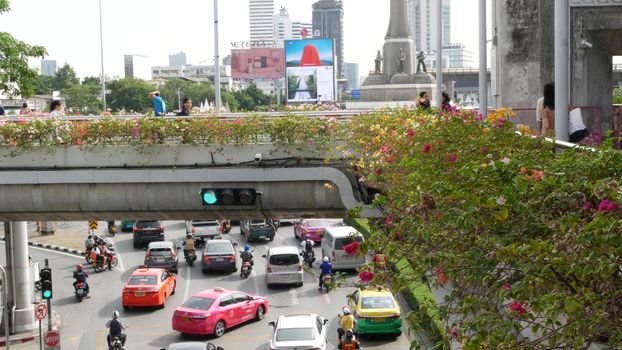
[342,307,351,315]
[323,256,329,262]
[112,310,119,319]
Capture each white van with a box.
[264,246,304,287]
[321,226,366,270]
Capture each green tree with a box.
[31,74,54,95]
[0,0,47,97]
[614,87,622,104]
[107,77,153,112]
[82,76,101,87]
[221,90,239,112]
[233,84,271,111]
[52,63,79,91]
[63,83,102,114]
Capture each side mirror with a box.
[217,347,224,350]
[346,294,352,299]
[233,242,238,246]
[262,254,267,258]
[268,321,276,327]
[176,246,181,251]
[323,319,330,325]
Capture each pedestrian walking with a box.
[49,100,63,117]
[539,83,555,136]
[176,97,192,116]
[149,91,167,116]
[20,102,32,115]
[441,91,452,111]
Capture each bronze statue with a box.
[374,51,383,75]
[416,51,427,73]
[397,48,406,74]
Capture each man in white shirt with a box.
[568,108,590,143]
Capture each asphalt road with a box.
[10,221,413,350]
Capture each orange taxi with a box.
[122,266,176,309]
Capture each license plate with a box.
[77,289,83,293]
[280,274,291,279]
[215,258,225,262]
[180,317,190,323]
[375,318,385,323]
[135,292,145,297]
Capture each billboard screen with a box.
[231,48,285,79]
[285,39,335,103]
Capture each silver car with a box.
[185,220,222,242]
[268,314,329,350]
[144,241,179,273]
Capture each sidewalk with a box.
[0,221,92,253]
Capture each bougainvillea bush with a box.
[348,108,622,349]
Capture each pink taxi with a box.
[294,218,343,242]
[172,288,269,337]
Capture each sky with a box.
[2,0,489,80]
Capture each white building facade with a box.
[249,0,275,42]
[407,0,450,52]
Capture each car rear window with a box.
[334,236,363,250]
[128,275,157,285]
[192,221,217,227]
[361,296,395,309]
[269,254,300,266]
[149,248,172,256]
[182,296,215,311]
[206,242,233,253]
[275,328,315,342]
[250,220,270,227]
[137,221,160,228]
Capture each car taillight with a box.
[228,255,235,261]
[332,250,336,260]
[267,266,272,273]
[133,226,139,232]
[387,313,401,319]
[158,224,164,231]
[192,227,196,234]
[203,256,210,262]
[145,252,152,260]
[171,251,177,259]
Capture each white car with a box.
[268,314,329,350]
[263,246,304,287]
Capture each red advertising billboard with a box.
[231,48,285,79]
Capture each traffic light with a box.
[40,267,52,299]
[201,188,257,206]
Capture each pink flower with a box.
[385,214,395,229]
[509,301,527,315]
[502,283,512,291]
[531,170,544,181]
[480,146,489,153]
[343,241,360,256]
[496,118,506,128]
[381,146,390,154]
[407,130,416,137]
[358,271,375,283]
[375,168,383,176]
[496,196,507,206]
[387,155,396,164]
[423,144,432,153]
[500,157,511,164]
[598,199,619,213]
[446,153,458,164]
[475,113,484,121]
[583,202,594,211]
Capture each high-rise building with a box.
[249,0,275,42]
[407,0,450,52]
[273,7,293,47]
[124,55,134,78]
[312,0,344,78]
[41,60,57,77]
[169,52,187,67]
[344,62,359,90]
[292,21,313,40]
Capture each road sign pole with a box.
[45,259,51,332]
[39,320,43,350]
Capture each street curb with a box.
[0,309,63,347]
[0,236,84,257]
[0,334,36,347]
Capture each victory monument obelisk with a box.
[361,0,436,102]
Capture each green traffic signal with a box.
[39,267,53,300]
[201,188,257,206]
[202,190,218,205]
[43,290,52,299]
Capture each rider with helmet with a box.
[338,329,361,349]
[300,235,315,266]
[240,245,254,268]
[106,310,127,348]
[72,264,90,294]
[338,306,357,342]
[318,256,333,290]
[184,233,195,256]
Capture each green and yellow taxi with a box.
[346,286,402,336]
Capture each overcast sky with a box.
[3,0,489,80]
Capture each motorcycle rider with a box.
[72,264,90,295]
[240,245,254,271]
[183,233,195,259]
[85,235,95,253]
[106,310,127,349]
[318,256,333,290]
[100,243,114,271]
[91,244,102,268]
[107,221,116,234]
[300,235,315,265]
[338,329,361,349]
[338,307,356,342]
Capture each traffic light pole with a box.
[44,259,51,332]
[0,265,9,350]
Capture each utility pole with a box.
[435,0,443,108]
[213,0,222,115]
[478,0,488,120]
[177,88,182,111]
[98,0,107,112]
[554,0,570,141]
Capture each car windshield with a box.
[206,242,233,254]
[334,236,364,250]
[149,248,172,256]
[128,275,157,285]
[250,220,269,227]
[137,221,160,228]
[275,328,315,342]
[181,296,215,311]
[306,219,340,227]
[361,296,395,309]
[269,254,300,266]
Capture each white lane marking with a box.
[108,240,125,273]
[183,261,191,302]
[289,286,300,306]
[20,244,84,260]
[321,291,332,305]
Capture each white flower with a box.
[496,195,507,206]
[501,157,511,164]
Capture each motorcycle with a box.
[85,249,93,264]
[184,249,197,266]
[75,281,88,302]
[108,222,117,237]
[240,260,253,279]
[321,274,332,293]
[301,250,315,268]
[220,220,232,234]
[93,253,119,272]
[108,335,123,350]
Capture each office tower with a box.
[169,52,187,67]
[292,21,313,40]
[344,62,359,90]
[273,7,293,47]
[41,60,57,77]
[312,0,344,78]
[249,0,275,42]
[407,0,450,52]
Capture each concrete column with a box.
[479,0,488,119]
[435,0,443,108]
[10,222,35,333]
[213,0,222,115]
[41,221,54,235]
[554,0,569,142]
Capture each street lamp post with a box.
[98,0,106,112]
[478,0,488,120]
[177,87,182,111]
[435,0,443,108]
[213,0,222,115]
[554,0,570,142]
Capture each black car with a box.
[201,239,237,273]
[160,341,223,350]
[133,221,165,248]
